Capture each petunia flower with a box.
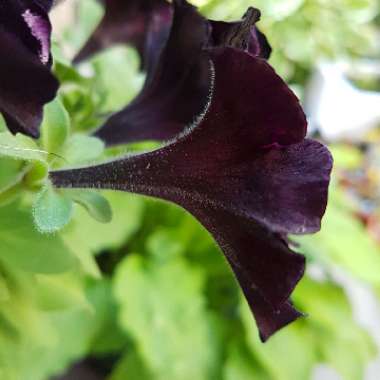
[50,47,333,341]
[73,0,173,67]
[94,1,272,146]
[94,0,210,145]
[0,0,59,138]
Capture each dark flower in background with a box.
[94,0,210,145]
[51,43,333,340]
[89,1,273,146]
[0,0,59,138]
[73,0,173,67]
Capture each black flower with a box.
[51,46,333,341]
[93,1,273,146]
[0,0,59,138]
[73,0,173,68]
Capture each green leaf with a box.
[63,192,144,253]
[320,335,374,380]
[54,60,88,85]
[242,269,374,380]
[293,278,376,380]
[0,157,30,207]
[146,229,184,262]
[0,183,24,207]
[0,114,5,132]
[242,303,316,380]
[61,192,143,278]
[224,340,271,380]
[0,158,25,193]
[0,132,46,163]
[88,280,127,355]
[41,98,70,155]
[108,351,153,380]
[24,163,50,190]
[113,254,219,380]
[0,132,48,187]
[0,273,10,302]
[35,273,90,311]
[65,0,103,53]
[91,46,144,112]
[0,203,77,273]
[60,134,104,165]
[33,186,73,233]
[59,235,101,278]
[68,189,112,223]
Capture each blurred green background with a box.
[0,0,379,379]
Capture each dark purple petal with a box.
[251,28,272,60]
[73,0,172,66]
[94,3,274,146]
[50,47,332,338]
[237,281,303,342]
[0,0,54,65]
[0,0,58,137]
[193,207,306,305]
[94,0,210,145]
[183,204,305,341]
[141,3,173,84]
